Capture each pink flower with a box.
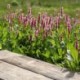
[67,22,72,34]
[41,18,46,29]
[56,16,60,28]
[23,17,28,26]
[66,16,72,34]
[35,29,39,37]
[18,13,24,23]
[38,13,41,24]
[75,40,79,50]
[30,18,37,28]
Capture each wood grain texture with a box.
[0,61,52,80]
[0,50,80,80]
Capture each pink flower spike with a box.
[35,29,39,37]
[75,40,79,50]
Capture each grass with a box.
[0,0,80,15]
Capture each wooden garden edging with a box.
[0,50,80,80]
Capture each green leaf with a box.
[0,43,2,49]
[67,43,78,62]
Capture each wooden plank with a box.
[0,50,21,59]
[0,50,80,80]
[0,61,52,80]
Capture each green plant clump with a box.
[0,8,80,71]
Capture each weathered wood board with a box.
[0,50,80,80]
[0,61,52,80]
